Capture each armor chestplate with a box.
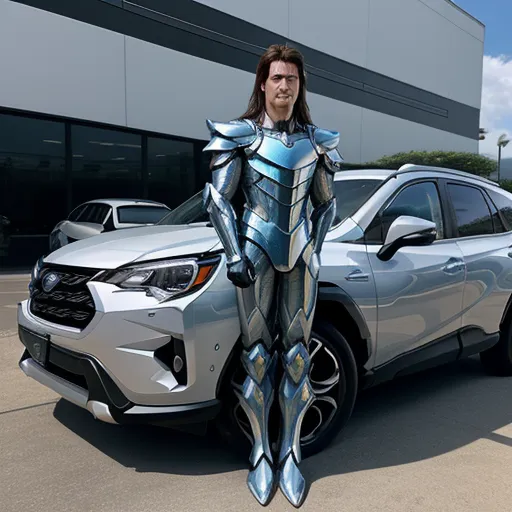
[241,130,319,272]
[202,118,342,275]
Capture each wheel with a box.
[480,316,512,376]
[214,319,359,460]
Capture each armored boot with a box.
[277,341,315,507]
[234,343,278,505]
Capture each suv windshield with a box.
[332,178,382,226]
[157,177,383,228]
[157,192,208,226]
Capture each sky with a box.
[454,0,512,159]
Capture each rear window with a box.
[332,179,382,226]
[117,205,169,224]
[72,203,111,224]
[68,204,87,222]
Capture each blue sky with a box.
[455,0,512,158]
[456,0,512,56]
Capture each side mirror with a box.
[377,215,437,261]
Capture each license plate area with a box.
[19,326,50,366]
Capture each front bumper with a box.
[17,256,242,424]
[18,327,222,426]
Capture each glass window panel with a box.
[366,181,444,243]
[447,184,493,237]
[0,113,65,267]
[147,137,195,208]
[332,179,382,227]
[487,189,512,231]
[117,205,170,224]
[71,125,142,208]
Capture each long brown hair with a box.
[239,44,313,126]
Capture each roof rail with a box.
[396,163,500,187]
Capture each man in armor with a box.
[202,44,343,507]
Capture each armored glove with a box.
[227,256,256,288]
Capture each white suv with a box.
[17,164,512,458]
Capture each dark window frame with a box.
[442,179,499,239]
[483,187,512,233]
[364,178,447,245]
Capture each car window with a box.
[68,204,86,222]
[78,203,110,225]
[486,195,506,233]
[117,205,170,224]
[332,179,382,227]
[447,184,494,237]
[366,181,444,243]
[157,192,209,226]
[486,189,512,231]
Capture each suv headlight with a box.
[29,256,45,296]
[96,256,220,301]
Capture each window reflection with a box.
[147,137,194,208]
[71,125,142,207]
[0,113,66,266]
[447,184,494,237]
[0,110,207,269]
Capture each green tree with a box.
[343,150,496,177]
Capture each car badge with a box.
[42,272,60,293]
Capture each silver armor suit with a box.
[203,117,342,507]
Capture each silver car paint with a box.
[17,168,512,415]
[45,224,221,269]
[366,240,466,366]
[456,232,512,333]
[58,220,105,240]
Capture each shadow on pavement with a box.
[53,356,512,483]
[53,400,244,476]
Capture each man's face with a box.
[261,60,300,114]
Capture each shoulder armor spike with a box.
[203,119,258,153]
[313,126,340,153]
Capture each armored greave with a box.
[277,242,318,508]
[234,241,319,507]
[234,241,278,505]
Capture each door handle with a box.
[442,258,465,274]
[345,269,369,282]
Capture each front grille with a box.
[29,265,99,329]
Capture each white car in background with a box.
[49,199,171,252]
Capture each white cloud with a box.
[479,55,512,158]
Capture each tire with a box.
[480,317,512,376]
[213,318,359,460]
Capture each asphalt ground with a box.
[1,274,512,511]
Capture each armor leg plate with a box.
[277,244,318,507]
[234,241,278,505]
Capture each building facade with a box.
[0,0,484,268]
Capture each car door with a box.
[443,180,512,335]
[365,179,466,367]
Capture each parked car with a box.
[49,199,171,252]
[17,164,512,460]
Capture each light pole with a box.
[497,133,510,183]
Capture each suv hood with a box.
[44,224,221,269]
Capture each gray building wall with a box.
[1,0,484,164]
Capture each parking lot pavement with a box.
[2,274,512,511]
